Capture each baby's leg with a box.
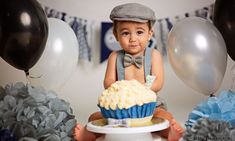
[153,108,184,140]
[73,112,103,141]
[153,107,173,121]
[88,111,103,122]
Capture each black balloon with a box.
[213,0,235,61]
[0,20,2,57]
[0,0,48,71]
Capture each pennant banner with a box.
[39,3,214,64]
[43,6,93,62]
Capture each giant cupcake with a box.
[98,80,157,127]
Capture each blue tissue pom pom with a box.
[185,90,235,128]
[98,102,156,119]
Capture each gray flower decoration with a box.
[183,118,235,141]
[0,82,77,141]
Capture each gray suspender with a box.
[116,47,152,80]
[144,47,152,79]
[117,50,125,80]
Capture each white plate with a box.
[86,117,169,134]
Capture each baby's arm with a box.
[103,52,117,89]
[150,49,164,92]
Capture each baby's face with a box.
[115,21,153,56]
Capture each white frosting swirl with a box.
[98,80,157,110]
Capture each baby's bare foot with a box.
[168,119,184,141]
[73,124,96,141]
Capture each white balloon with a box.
[167,17,227,95]
[29,18,78,91]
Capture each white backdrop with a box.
[1,0,234,126]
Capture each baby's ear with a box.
[149,29,154,40]
[113,30,119,41]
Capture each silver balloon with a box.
[167,17,227,95]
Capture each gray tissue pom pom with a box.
[0,82,77,141]
[183,118,232,141]
[230,129,235,141]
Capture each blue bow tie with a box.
[124,53,143,68]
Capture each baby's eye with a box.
[120,31,129,36]
[137,30,144,35]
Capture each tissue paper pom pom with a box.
[183,118,231,141]
[185,90,235,128]
[0,82,77,141]
[230,129,235,141]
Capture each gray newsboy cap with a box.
[110,3,156,25]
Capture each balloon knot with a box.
[24,70,29,76]
[210,94,215,97]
